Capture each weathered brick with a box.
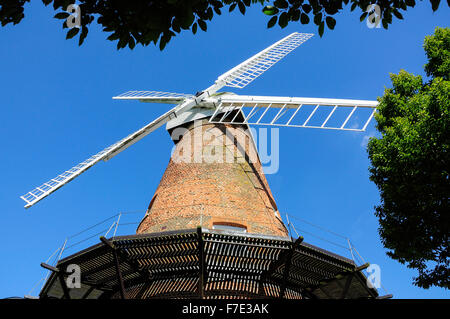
[137,120,288,237]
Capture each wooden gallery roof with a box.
[39,228,381,299]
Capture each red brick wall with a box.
[136,119,288,237]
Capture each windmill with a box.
[26,33,387,300]
[20,32,376,210]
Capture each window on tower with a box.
[212,222,247,233]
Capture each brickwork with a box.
[136,119,288,237]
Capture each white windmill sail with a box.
[207,94,378,131]
[21,32,313,208]
[217,32,314,88]
[113,90,194,104]
[20,107,177,209]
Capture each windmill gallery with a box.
[23,33,387,299]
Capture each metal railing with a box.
[284,212,390,297]
[28,208,390,298]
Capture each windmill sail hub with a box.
[165,107,216,131]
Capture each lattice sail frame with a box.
[20,132,144,208]
[21,145,116,208]
[113,91,194,104]
[20,105,179,208]
[218,33,314,89]
[208,96,377,131]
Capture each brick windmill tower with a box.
[23,33,384,299]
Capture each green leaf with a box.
[159,33,172,51]
[310,0,320,13]
[229,3,236,12]
[53,0,66,10]
[385,10,393,23]
[192,22,198,34]
[207,7,213,20]
[325,16,336,30]
[78,26,88,46]
[405,0,416,6]
[302,4,312,13]
[393,9,404,20]
[117,37,128,49]
[324,4,339,15]
[290,0,302,8]
[159,38,167,51]
[107,32,121,41]
[128,37,136,49]
[54,12,70,20]
[198,19,207,31]
[267,15,277,28]
[300,13,309,24]
[318,21,324,37]
[274,0,289,9]
[291,9,300,21]
[313,12,322,25]
[172,18,181,33]
[262,6,279,15]
[278,12,288,28]
[66,27,79,39]
[238,1,246,14]
[360,12,368,22]
[430,0,441,11]
[350,2,357,11]
[180,11,195,29]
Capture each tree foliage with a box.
[368,27,449,289]
[0,0,448,50]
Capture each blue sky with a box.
[0,1,449,298]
